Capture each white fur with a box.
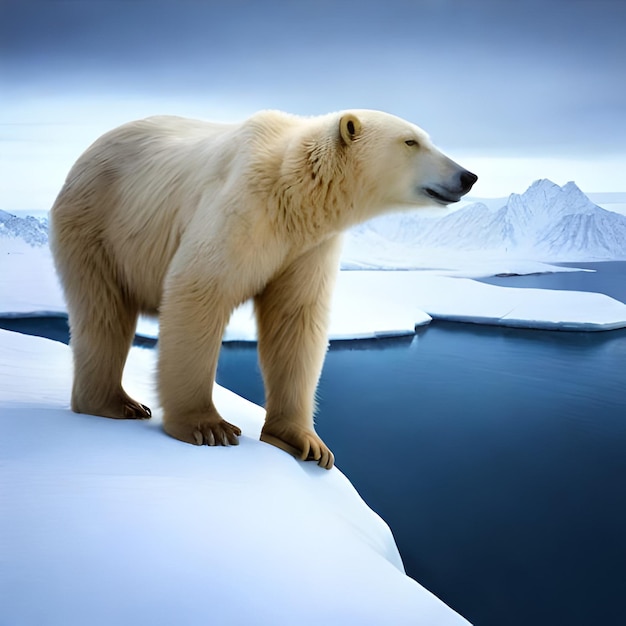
[49,109,476,468]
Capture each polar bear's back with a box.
[50,111,307,313]
[63,112,300,226]
[79,115,241,208]
[50,115,248,311]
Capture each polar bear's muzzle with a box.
[422,168,478,205]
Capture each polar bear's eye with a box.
[405,139,419,147]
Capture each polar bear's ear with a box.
[339,113,362,145]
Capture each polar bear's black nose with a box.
[459,170,478,194]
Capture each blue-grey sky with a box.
[1,0,625,206]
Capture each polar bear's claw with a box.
[164,418,242,447]
[260,428,335,470]
[73,391,152,420]
[123,401,152,419]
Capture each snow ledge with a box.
[0,329,471,626]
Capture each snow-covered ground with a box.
[0,329,470,626]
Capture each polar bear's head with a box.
[337,110,477,210]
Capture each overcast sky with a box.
[1,0,625,208]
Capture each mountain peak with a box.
[562,180,581,193]
[346,179,626,264]
[0,210,49,247]
[527,178,561,191]
[522,179,587,202]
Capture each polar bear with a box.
[49,109,476,469]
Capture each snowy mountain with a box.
[0,210,48,246]
[345,179,626,265]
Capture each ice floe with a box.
[0,329,470,626]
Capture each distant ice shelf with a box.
[336,271,626,333]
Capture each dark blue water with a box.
[3,261,626,626]
[478,261,626,302]
[216,262,626,626]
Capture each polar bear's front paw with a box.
[164,415,242,446]
[260,423,334,469]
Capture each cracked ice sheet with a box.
[336,272,626,332]
[0,329,471,626]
